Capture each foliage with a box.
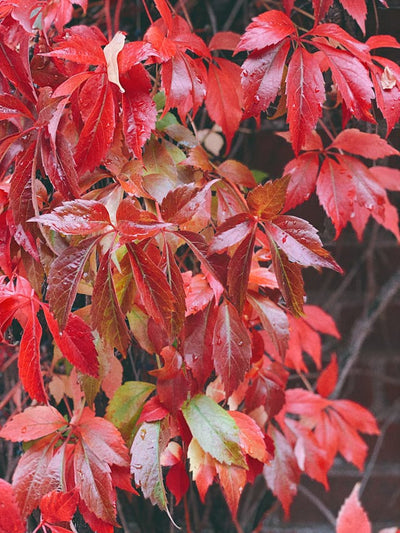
[0,0,399,531]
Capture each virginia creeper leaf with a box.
[92,250,131,356]
[127,242,175,337]
[0,406,66,442]
[48,235,100,330]
[0,479,25,533]
[286,46,325,155]
[212,300,252,397]
[32,200,112,235]
[105,381,156,443]
[336,483,371,533]
[181,394,246,467]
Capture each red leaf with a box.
[120,64,156,159]
[12,435,60,517]
[236,10,296,52]
[137,396,169,424]
[241,40,290,119]
[0,17,36,102]
[165,461,190,504]
[18,312,47,403]
[218,159,257,189]
[161,182,213,225]
[127,242,175,336]
[310,24,370,59]
[40,134,81,200]
[40,490,78,524]
[227,228,256,314]
[316,156,356,237]
[316,353,338,398]
[74,74,115,174]
[48,236,100,330]
[263,425,300,517]
[283,152,321,211]
[286,389,379,471]
[286,46,325,155]
[0,479,25,533]
[312,0,334,23]
[43,26,106,65]
[43,308,99,377]
[336,483,371,533]
[313,41,374,122]
[117,198,173,240]
[303,304,340,338]
[265,215,341,271]
[73,440,117,525]
[92,250,131,356]
[247,175,290,219]
[217,160,256,188]
[209,32,241,51]
[229,411,270,462]
[206,58,243,152]
[0,93,34,121]
[330,129,399,159]
[248,293,289,359]
[74,407,130,468]
[209,213,255,255]
[33,199,112,234]
[162,52,207,122]
[0,406,65,442]
[212,300,252,397]
[245,359,287,418]
[150,346,189,413]
[216,462,247,518]
[336,0,368,33]
[183,302,215,390]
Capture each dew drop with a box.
[238,340,244,347]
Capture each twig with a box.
[205,0,218,34]
[333,267,400,398]
[298,485,336,527]
[359,400,400,497]
[222,0,246,32]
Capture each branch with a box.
[333,267,400,398]
[298,485,336,527]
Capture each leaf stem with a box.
[183,492,193,533]
[104,0,113,39]
[114,0,123,34]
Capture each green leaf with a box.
[130,420,177,526]
[105,381,156,444]
[181,395,246,467]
